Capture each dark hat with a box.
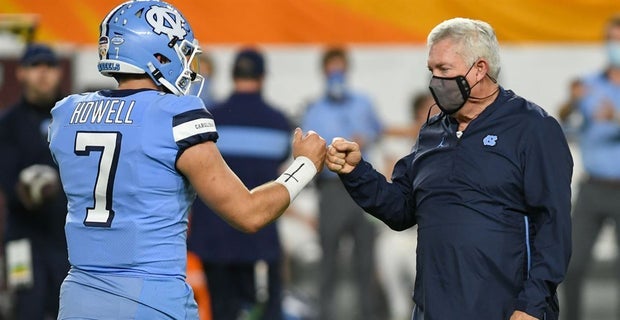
[232,48,265,79]
[20,44,59,66]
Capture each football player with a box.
[48,1,326,319]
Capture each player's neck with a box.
[117,78,160,91]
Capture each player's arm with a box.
[178,128,325,233]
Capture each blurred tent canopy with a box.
[0,14,38,44]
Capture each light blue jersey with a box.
[49,89,218,319]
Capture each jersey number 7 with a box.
[74,131,122,227]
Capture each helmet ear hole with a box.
[135,8,144,18]
[154,54,171,64]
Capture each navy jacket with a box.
[340,87,572,319]
[0,98,68,250]
[187,92,291,263]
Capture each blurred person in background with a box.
[0,189,5,241]
[187,47,292,320]
[325,17,572,320]
[557,78,585,141]
[197,52,217,109]
[382,92,437,177]
[383,92,437,139]
[0,187,7,319]
[0,43,70,320]
[562,13,620,320]
[301,46,383,320]
[377,91,438,320]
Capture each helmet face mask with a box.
[98,0,204,96]
[173,39,204,96]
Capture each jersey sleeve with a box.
[172,108,218,153]
[141,94,219,170]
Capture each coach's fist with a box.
[326,137,361,174]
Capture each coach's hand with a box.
[509,311,538,320]
[326,137,361,174]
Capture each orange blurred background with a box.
[1,0,620,45]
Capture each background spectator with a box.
[0,43,70,320]
[198,52,218,109]
[562,14,620,320]
[188,47,292,320]
[301,46,383,320]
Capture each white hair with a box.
[427,17,501,79]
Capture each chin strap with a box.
[147,62,182,96]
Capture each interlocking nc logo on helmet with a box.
[145,5,187,41]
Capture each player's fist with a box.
[292,128,326,172]
[16,164,61,210]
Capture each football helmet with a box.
[98,0,204,96]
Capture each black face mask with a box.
[428,63,476,115]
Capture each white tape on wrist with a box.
[275,156,317,201]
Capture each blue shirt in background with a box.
[578,72,620,179]
[301,91,383,179]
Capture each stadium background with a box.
[3,0,620,43]
[2,0,619,124]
